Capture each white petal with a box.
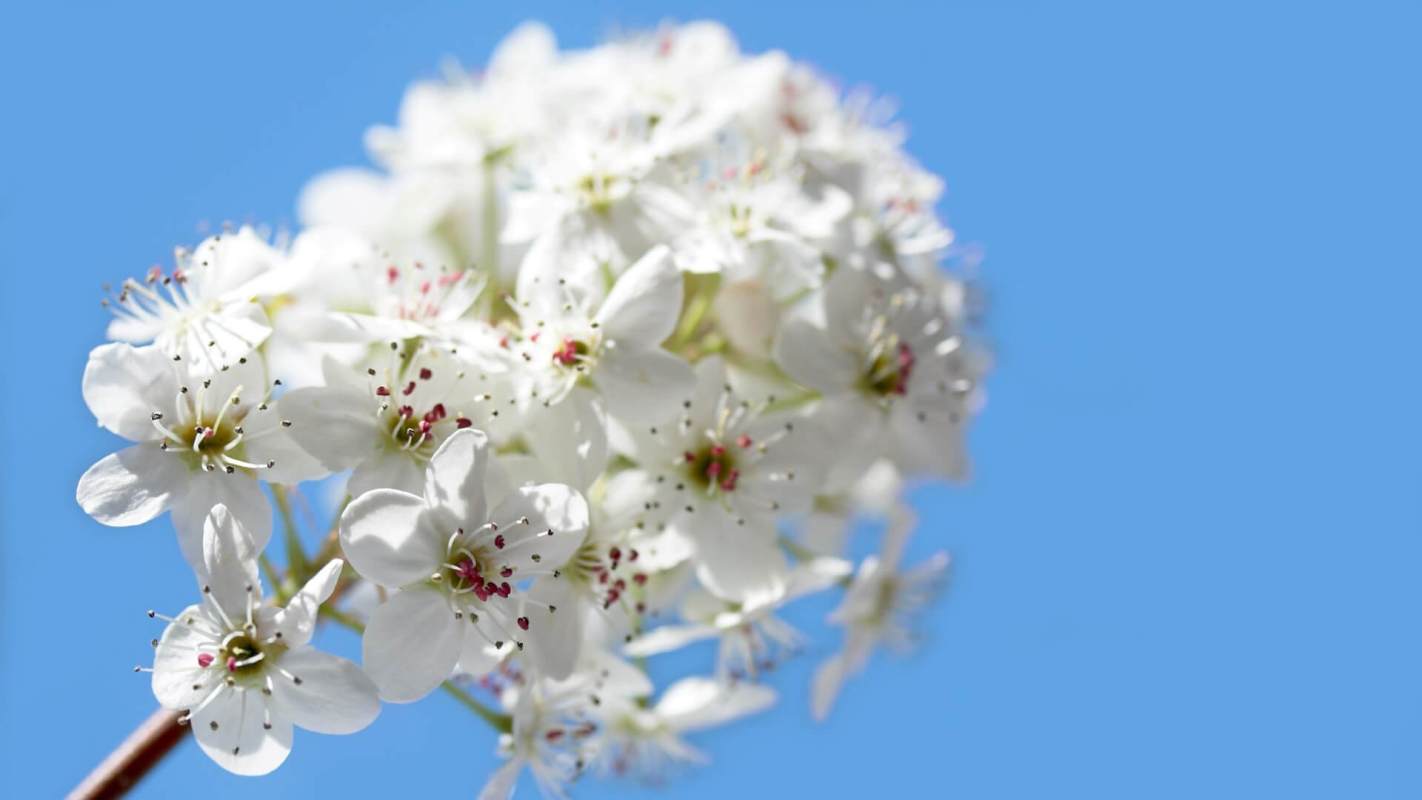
[348,451,425,496]
[192,687,293,776]
[81,343,175,441]
[594,245,681,344]
[623,623,719,657]
[456,625,504,678]
[685,511,787,603]
[478,757,526,800]
[362,586,461,702]
[487,484,589,568]
[810,655,847,721]
[272,385,380,471]
[596,346,695,424]
[423,428,490,529]
[522,389,608,491]
[274,559,343,647]
[656,677,776,732]
[75,445,181,528]
[339,489,442,588]
[268,647,380,735]
[151,604,220,709]
[198,504,262,621]
[773,316,860,393]
[170,471,272,572]
[521,579,582,680]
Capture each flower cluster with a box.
[79,21,983,794]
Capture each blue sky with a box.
[2,1,1420,797]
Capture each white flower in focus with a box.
[509,245,693,424]
[148,505,379,775]
[281,344,500,496]
[104,227,285,375]
[811,507,950,720]
[621,356,822,602]
[592,676,776,781]
[75,343,322,567]
[625,557,849,678]
[340,429,589,700]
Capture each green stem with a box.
[442,682,513,733]
[319,600,513,733]
[271,485,307,590]
[779,534,820,563]
[258,554,283,596]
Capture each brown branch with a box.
[67,707,186,800]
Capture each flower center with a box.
[684,440,745,494]
[861,341,915,397]
[218,631,266,678]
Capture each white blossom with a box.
[77,19,983,793]
[147,505,379,775]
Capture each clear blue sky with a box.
[3,1,1420,797]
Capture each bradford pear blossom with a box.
[621,356,823,602]
[811,507,950,720]
[625,556,850,677]
[503,119,693,286]
[76,343,322,567]
[672,152,850,300]
[281,343,501,496]
[78,20,986,795]
[509,244,694,424]
[146,505,379,775]
[340,428,590,700]
[592,676,777,780]
[775,265,983,490]
[103,227,290,375]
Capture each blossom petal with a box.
[170,471,272,572]
[423,428,489,530]
[522,389,608,491]
[81,343,175,441]
[811,654,848,721]
[594,245,681,344]
[486,484,589,569]
[773,316,860,393]
[522,579,582,680]
[75,445,181,528]
[596,346,695,424]
[623,623,719,657]
[198,504,262,621]
[339,489,442,588]
[268,647,380,735]
[271,385,380,472]
[656,676,777,732]
[363,587,462,702]
[274,559,343,647]
[686,511,787,603]
[477,757,526,800]
[192,687,293,776]
[151,604,220,709]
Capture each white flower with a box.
[503,120,692,286]
[340,429,590,700]
[280,344,501,496]
[672,152,850,301]
[75,343,322,567]
[104,227,286,375]
[811,507,950,720]
[148,505,379,775]
[625,556,849,677]
[774,265,983,488]
[591,676,776,781]
[509,244,694,424]
[620,356,822,602]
